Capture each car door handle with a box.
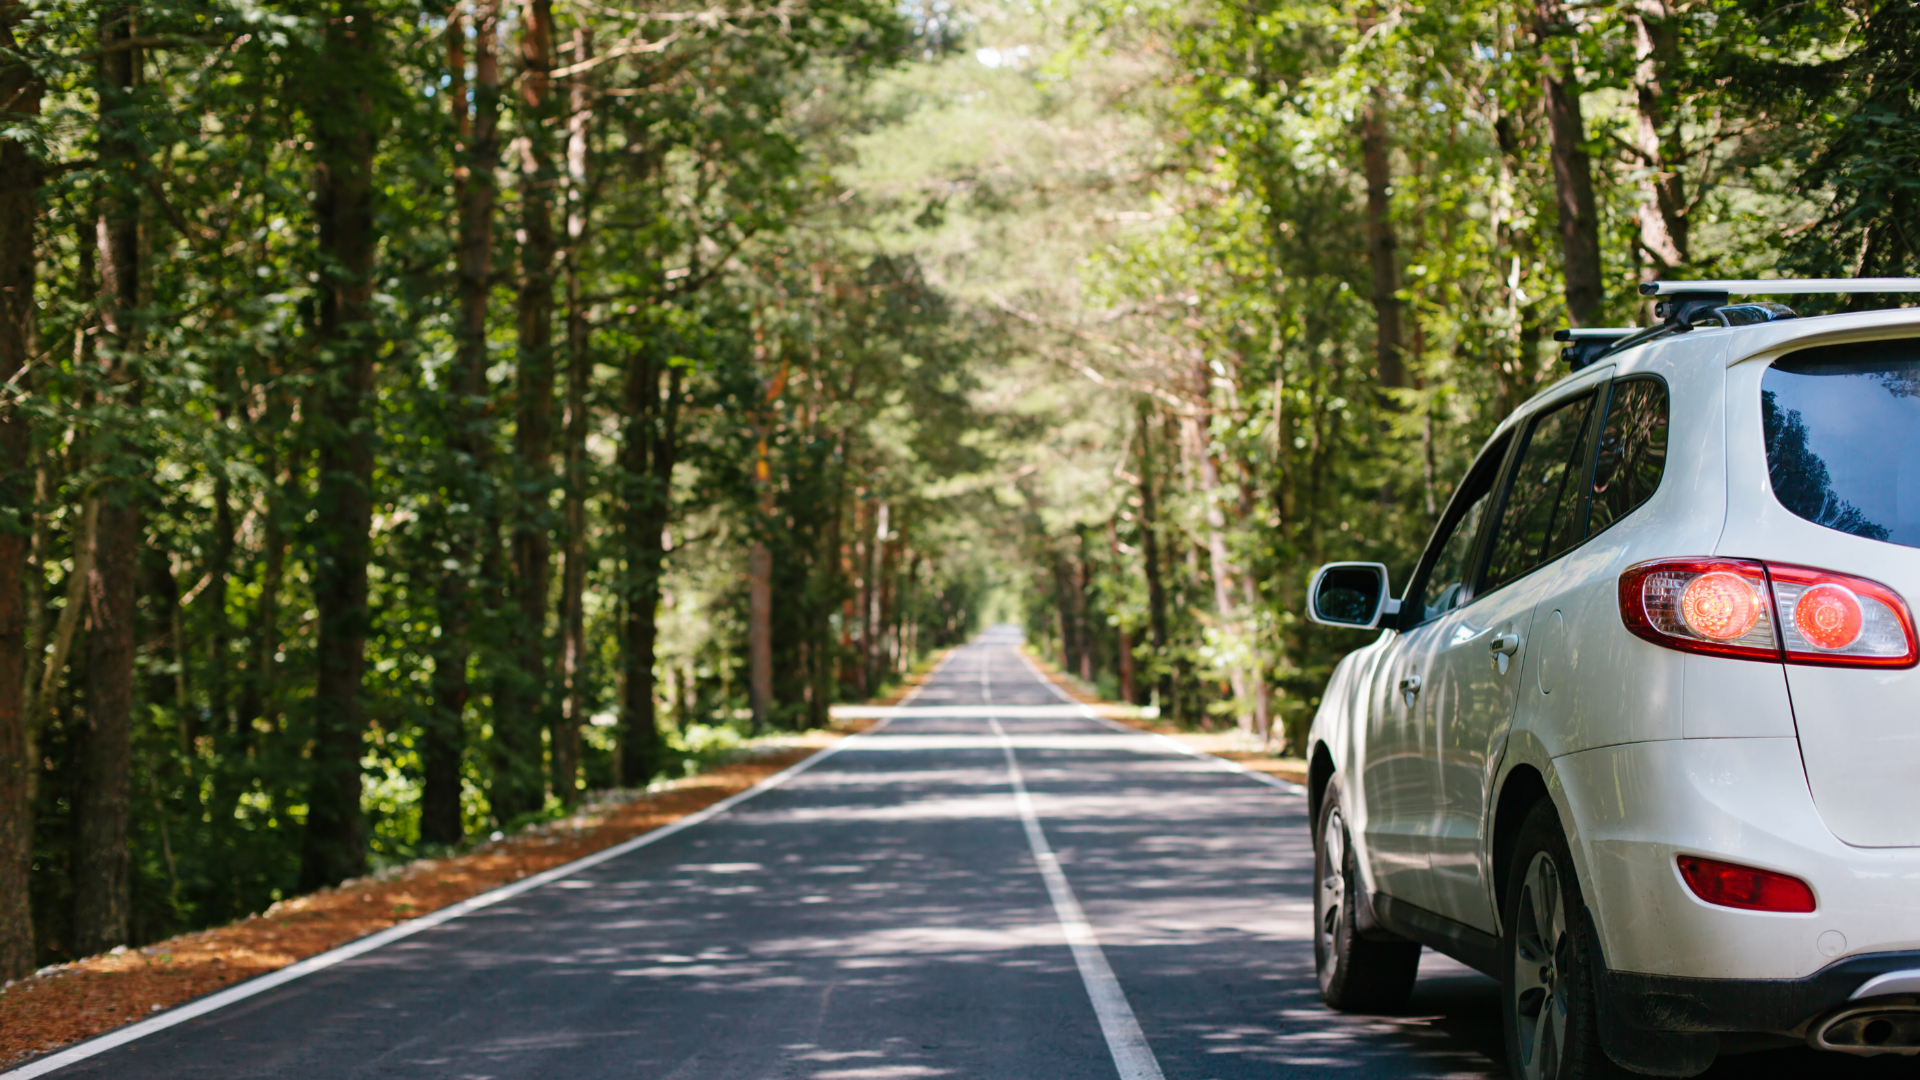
[1398,674,1422,707]
[1488,633,1520,656]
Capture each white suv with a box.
[1303,280,1920,1079]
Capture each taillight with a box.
[1619,559,1778,661]
[1676,855,1816,914]
[1619,558,1918,668]
[1767,563,1916,667]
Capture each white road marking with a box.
[982,654,1166,1080]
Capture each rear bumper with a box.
[1601,951,1920,1035]
[1554,736,1920,981]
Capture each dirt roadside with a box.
[0,668,936,1069]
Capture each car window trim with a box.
[1470,385,1605,604]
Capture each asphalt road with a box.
[19,628,1910,1079]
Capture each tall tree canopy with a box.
[0,0,1902,976]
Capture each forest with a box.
[0,0,1914,980]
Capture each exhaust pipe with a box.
[1811,1002,1920,1056]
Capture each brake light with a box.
[1619,559,1777,661]
[1680,572,1764,642]
[1677,855,1816,914]
[1619,558,1917,668]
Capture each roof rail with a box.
[1592,278,1920,363]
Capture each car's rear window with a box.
[1763,339,1920,547]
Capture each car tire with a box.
[1314,779,1421,1011]
[1501,799,1625,1080]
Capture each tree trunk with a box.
[1187,407,1264,737]
[237,434,284,737]
[1135,398,1173,714]
[865,501,888,692]
[424,0,501,846]
[1360,96,1407,389]
[850,498,868,699]
[1105,520,1136,704]
[552,27,592,808]
[73,7,142,956]
[747,539,772,730]
[619,352,679,788]
[298,0,380,891]
[879,520,900,676]
[1629,0,1686,276]
[1051,552,1077,674]
[0,0,39,978]
[1535,0,1604,326]
[747,355,785,732]
[495,0,558,823]
[808,462,842,728]
[1072,534,1093,682]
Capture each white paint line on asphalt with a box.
[1,700,927,1080]
[1009,647,1308,796]
[983,655,1165,1080]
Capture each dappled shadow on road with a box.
[56,641,1899,1080]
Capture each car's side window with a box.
[1414,432,1511,624]
[1482,392,1599,594]
[1587,377,1669,537]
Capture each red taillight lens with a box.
[1792,583,1862,650]
[1619,559,1778,661]
[1676,855,1815,913]
[1680,572,1764,641]
[1619,558,1917,668]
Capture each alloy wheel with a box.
[1318,806,1347,962]
[1512,850,1569,1080]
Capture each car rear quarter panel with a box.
[1517,332,1729,760]
[1717,317,1920,848]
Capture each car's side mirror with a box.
[1307,562,1400,629]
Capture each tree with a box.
[298,0,384,892]
[495,0,559,823]
[72,3,143,955]
[423,0,503,848]
[0,0,40,981]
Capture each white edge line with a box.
[1009,648,1307,796]
[2,715,896,1079]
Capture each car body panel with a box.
[1361,619,1441,907]
[1427,565,1546,932]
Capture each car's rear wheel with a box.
[1502,799,1624,1080]
[1315,779,1421,1011]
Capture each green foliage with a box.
[7,0,1897,967]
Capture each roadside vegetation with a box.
[0,0,1913,985]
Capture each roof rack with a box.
[1554,328,1635,371]
[1591,278,1920,363]
[1639,278,1920,296]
